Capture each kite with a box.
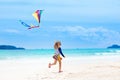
[32,10,43,24]
[19,10,43,29]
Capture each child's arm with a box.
[58,47,65,57]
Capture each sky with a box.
[0,0,120,49]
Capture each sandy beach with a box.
[0,55,120,80]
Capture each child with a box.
[48,41,65,73]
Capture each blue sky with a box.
[0,0,120,49]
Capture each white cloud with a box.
[4,29,20,34]
[53,26,103,36]
[53,26,120,43]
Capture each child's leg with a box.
[58,60,62,72]
[51,59,57,65]
[49,59,57,68]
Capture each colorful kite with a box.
[33,10,43,24]
[19,10,43,29]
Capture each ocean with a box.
[0,49,120,60]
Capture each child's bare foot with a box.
[48,63,51,68]
[59,71,63,73]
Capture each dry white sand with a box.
[0,55,120,80]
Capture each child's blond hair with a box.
[54,41,61,49]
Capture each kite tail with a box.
[19,20,31,28]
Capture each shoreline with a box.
[0,55,120,80]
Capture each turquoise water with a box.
[0,49,120,60]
